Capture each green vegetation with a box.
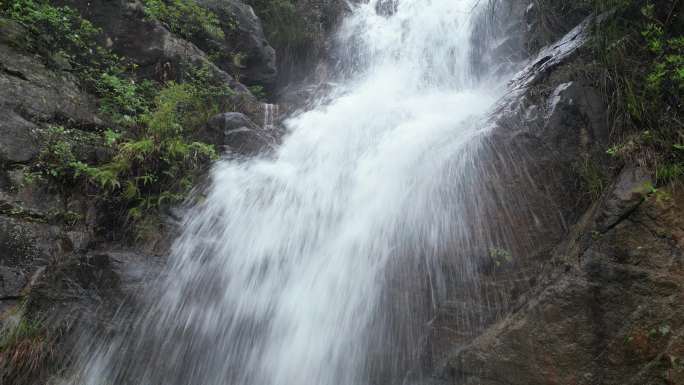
[530,0,682,190]
[0,319,45,352]
[1,0,230,238]
[137,0,254,92]
[31,75,224,236]
[0,0,118,79]
[141,0,226,42]
[589,0,683,185]
[96,74,157,127]
[248,84,267,100]
[90,80,220,224]
[489,247,513,268]
[577,157,608,201]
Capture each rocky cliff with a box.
[423,1,684,384]
[0,0,682,384]
[0,0,284,382]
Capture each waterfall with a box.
[261,103,279,130]
[70,0,533,384]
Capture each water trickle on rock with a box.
[70,0,538,384]
[261,103,279,130]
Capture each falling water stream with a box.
[71,0,531,384]
[261,103,279,130]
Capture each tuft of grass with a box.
[0,318,54,385]
[530,1,683,187]
[589,0,683,185]
[577,157,608,201]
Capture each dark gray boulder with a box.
[595,167,652,232]
[0,266,24,299]
[447,188,684,385]
[0,112,40,163]
[58,0,253,96]
[425,9,681,385]
[541,81,609,163]
[196,0,277,85]
[0,216,53,269]
[0,20,100,128]
[0,215,56,312]
[204,112,275,155]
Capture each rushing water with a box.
[71,0,527,384]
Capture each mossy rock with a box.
[0,17,32,50]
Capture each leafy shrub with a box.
[30,126,95,194]
[142,0,225,42]
[90,80,219,225]
[0,0,119,78]
[248,84,267,100]
[577,157,607,201]
[489,247,513,268]
[96,74,158,127]
[0,0,155,122]
[33,79,222,237]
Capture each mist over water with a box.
[71,0,525,384]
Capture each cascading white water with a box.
[72,1,520,384]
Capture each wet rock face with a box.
[537,81,609,164]
[447,187,684,385]
[274,0,350,87]
[487,15,611,225]
[0,18,101,165]
[0,215,55,317]
[205,112,277,155]
[0,16,142,382]
[595,168,652,232]
[0,20,101,129]
[407,15,616,372]
[0,0,274,382]
[0,114,40,164]
[70,0,277,87]
[196,0,277,85]
[425,8,681,385]
[58,0,256,96]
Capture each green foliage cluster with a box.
[32,126,88,190]
[96,74,157,127]
[99,80,219,223]
[1,0,228,237]
[33,77,222,234]
[589,0,683,185]
[488,247,513,268]
[248,84,267,100]
[142,0,226,42]
[139,0,253,85]
[641,5,684,107]
[0,0,125,88]
[0,0,145,106]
